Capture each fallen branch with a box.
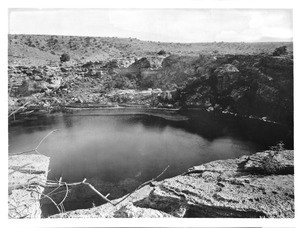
[9,163,31,175]
[83,182,115,205]
[47,178,115,205]
[57,182,68,208]
[45,165,169,206]
[10,129,60,155]
[10,165,170,213]
[31,188,62,214]
[8,101,31,118]
[113,165,170,206]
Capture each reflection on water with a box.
[9,111,293,185]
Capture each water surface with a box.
[8,110,293,213]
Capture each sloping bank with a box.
[51,150,294,218]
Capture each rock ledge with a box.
[8,154,50,218]
[51,150,294,218]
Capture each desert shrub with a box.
[157,50,166,55]
[272,46,287,56]
[257,156,284,174]
[105,60,119,69]
[60,53,70,62]
[270,141,285,151]
[140,79,154,89]
[113,75,134,89]
[82,61,94,68]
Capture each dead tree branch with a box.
[58,182,68,209]
[8,101,31,118]
[32,188,62,214]
[10,129,60,155]
[9,165,169,213]
[82,180,114,205]
[35,129,60,151]
[43,165,169,207]
[113,165,170,205]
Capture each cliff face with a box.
[8,53,293,127]
[152,54,293,125]
[8,36,293,124]
[115,53,293,125]
[50,150,294,218]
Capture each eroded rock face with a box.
[180,54,293,126]
[8,53,293,127]
[51,150,293,218]
[214,64,240,92]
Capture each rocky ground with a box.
[8,36,293,127]
[8,154,50,218]
[8,35,293,66]
[8,150,294,218]
[50,150,294,218]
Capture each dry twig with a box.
[8,101,31,118]
[58,182,69,209]
[9,165,170,214]
[113,165,170,205]
[10,129,60,155]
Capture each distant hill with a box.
[8,34,293,66]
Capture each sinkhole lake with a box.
[9,109,293,214]
[9,110,293,184]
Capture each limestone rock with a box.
[239,150,293,175]
[138,150,294,218]
[113,202,173,218]
[8,154,50,218]
[51,150,293,218]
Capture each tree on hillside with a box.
[60,53,70,62]
[272,46,288,56]
[158,50,166,55]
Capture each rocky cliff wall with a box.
[8,53,293,127]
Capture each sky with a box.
[8,8,293,43]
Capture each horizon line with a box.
[8,33,293,44]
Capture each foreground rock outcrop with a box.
[51,150,294,218]
[8,154,50,218]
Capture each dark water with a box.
[8,110,293,214]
